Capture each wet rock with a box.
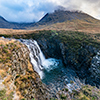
[89,51,100,86]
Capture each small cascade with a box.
[20,39,60,79]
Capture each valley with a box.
[0,10,100,100]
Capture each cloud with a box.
[0,0,57,22]
[56,0,100,20]
[0,0,100,22]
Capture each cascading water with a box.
[20,39,82,91]
[20,39,60,79]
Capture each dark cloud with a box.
[85,0,99,3]
[57,0,100,19]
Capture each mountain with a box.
[30,10,100,33]
[38,10,98,25]
[0,16,35,29]
[0,10,100,32]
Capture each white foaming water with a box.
[20,39,60,79]
[42,58,60,72]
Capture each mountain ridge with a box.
[0,10,100,30]
[30,10,100,33]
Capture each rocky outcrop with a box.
[59,43,100,86]
[37,38,99,85]
[37,38,62,59]
[0,38,52,100]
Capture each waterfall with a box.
[20,39,60,79]
[2,37,83,92]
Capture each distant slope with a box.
[0,16,35,29]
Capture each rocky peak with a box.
[38,10,97,25]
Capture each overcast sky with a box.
[0,0,100,22]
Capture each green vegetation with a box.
[65,88,69,92]
[0,45,12,63]
[0,89,13,100]
[21,98,26,100]
[58,31,100,50]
